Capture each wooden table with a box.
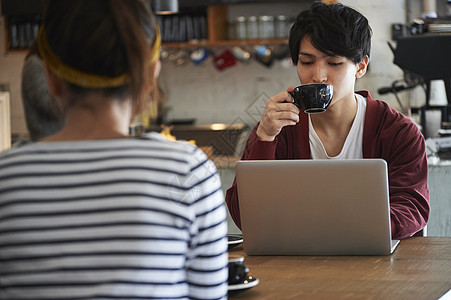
[228,237,451,300]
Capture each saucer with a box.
[228,275,259,291]
[227,234,243,250]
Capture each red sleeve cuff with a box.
[248,138,278,160]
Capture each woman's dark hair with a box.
[42,0,158,115]
[289,2,372,65]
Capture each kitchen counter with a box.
[211,155,241,168]
[213,155,242,235]
[147,123,249,157]
[427,160,451,237]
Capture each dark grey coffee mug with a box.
[228,256,249,285]
[288,83,333,113]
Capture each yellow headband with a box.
[150,26,161,64]
[37,25,161,89]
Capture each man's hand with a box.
[256,87,300,141]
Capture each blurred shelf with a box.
[162,38,288,48]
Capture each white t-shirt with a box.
[310,93,367,159]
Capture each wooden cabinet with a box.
[1,0,43,52]
[3,15,40,52]
[163,6,289,48]
[163,0,336,48]
[2,0,336,51]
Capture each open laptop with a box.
[236,159,400,256]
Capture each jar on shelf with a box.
[228,19,236,40]
[235,16,247,40]
[258,15,274,39]
[246,16,258,40]
[275,15,289,39]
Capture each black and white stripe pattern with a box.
[0,133,228,300]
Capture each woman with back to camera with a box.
[226,2,429,240]
[0,1,228,299]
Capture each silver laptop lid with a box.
[236,159,398,256]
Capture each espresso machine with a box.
[393,33,451,158]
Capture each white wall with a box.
[159,54,299,129]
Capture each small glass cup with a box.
[258,15,274,39]
[246,16,258,39]
[235,16,247,40]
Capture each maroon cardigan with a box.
[226,91,430,240]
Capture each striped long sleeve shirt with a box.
[0,132,228,300]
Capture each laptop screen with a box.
[236,159,398,255]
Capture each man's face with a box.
[296,35,367,107]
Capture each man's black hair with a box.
[289,2,372,65]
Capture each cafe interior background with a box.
[0,0,450,236]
